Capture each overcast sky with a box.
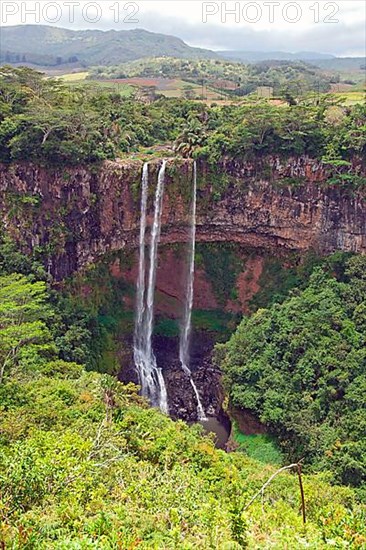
[1,1,365,55]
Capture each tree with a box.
[217,258,366,487]
[0,274,54,383]
[183,85,196,100]
[173,118,207,157]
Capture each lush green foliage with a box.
[218,256,366,493]
[0,236,106,371]
[90,57,333,97]
[0,67,202,164]
[0,274,54,384]
[0,67,116,164]
[1,64,366,546]
[1,67,365,171]
[0,271,365,548]
[195,101,366,162]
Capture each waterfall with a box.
[134,162,149,359]
[134,161,168,414]
[179,161,207,421]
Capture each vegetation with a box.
[195,101,366,164]
[0,59,366,547]
[0,261,365,547]
[0,66,365,173]
[249,252,325,311]
[231,423,283,466]
[196,243,243,306]
[218,256,366,496]
[90,57,334,97]
[0,66,205,164]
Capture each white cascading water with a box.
[179,161,207,421]
[134,162,149,361]
[134,161,168,414]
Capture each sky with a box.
[1,1,365,56]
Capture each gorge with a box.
[1,34,366,547]
[0,155,365,423]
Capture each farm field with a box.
[57,72,226,99]
[58,72,135,96]
[56,71,365,105]
[332,90,366,105]
[58,71,89,82]
[102,77,225,99]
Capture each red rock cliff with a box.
[0,156,365,281]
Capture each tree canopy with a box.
[0,66,365,169]
[218,256,366,491]
[0,274,54,383]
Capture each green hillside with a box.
[0,265,364,548]
[0,25,217,67]
[90,57,334,96]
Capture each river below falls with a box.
[199,417,231,449]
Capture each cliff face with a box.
[1,156,365,421]
[0,156,365,281]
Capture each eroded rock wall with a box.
[0,156,365,282]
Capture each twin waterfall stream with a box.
[133,160,206,419]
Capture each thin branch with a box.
[244,461,306,524]
[297,462,306,524]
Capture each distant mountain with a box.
[217,50,336,63]
[0,25,217,67]
[1,26,363,72]
[311,57,365,72]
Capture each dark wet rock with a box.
[154,333,224,421]
[118,332,225,422]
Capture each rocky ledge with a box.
[0,156,365,280]
[118,333,222,422]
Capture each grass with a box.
[233,421,283,465]
[58,73,135,97]
[59,71,89,82]
[333,90,366,105]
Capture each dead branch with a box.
[244,461,306,524]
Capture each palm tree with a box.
[173,118,207,157]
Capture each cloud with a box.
[68,2,365,56]
[1,0,364,56]
[136,9,366,56]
